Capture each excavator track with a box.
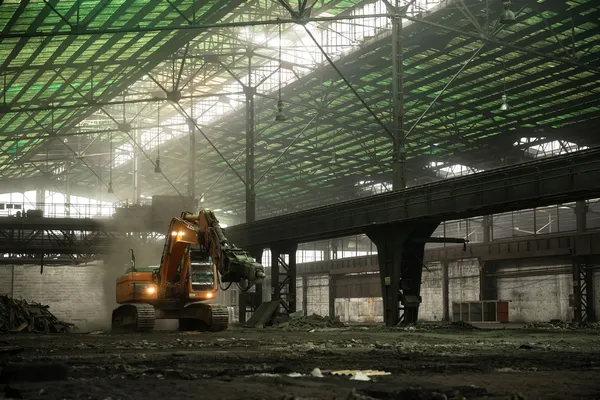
[112,303,155,333]
[179,303,229,332]
[207,304,229,332]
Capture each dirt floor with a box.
[1,322,600,400]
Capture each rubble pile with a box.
[275,313,346,330]
[524,321,600,330]
[0,295,73,334]
[373,321,479,332]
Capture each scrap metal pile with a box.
[0,295,73,333]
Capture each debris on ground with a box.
[274,313,346,330]
[523,321,600,330]
[372,321,479,332]
[332,370,391,378]
[0,295,73,334]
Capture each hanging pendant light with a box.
[275,100,287,122]
[499,93,509,111]
[274,22,287,122]
[500,0,516,24]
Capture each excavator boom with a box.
[161,210,265,286]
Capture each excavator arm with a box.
[187,210,265,285]
[157,211,265,289]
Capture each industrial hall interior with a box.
[1,0,600,399]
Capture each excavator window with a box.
[189,249,214,291]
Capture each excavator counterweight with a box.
[111,210,265,333]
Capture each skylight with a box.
[514,137,588,158]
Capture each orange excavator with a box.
[112,210,265,332]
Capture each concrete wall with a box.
[420,262,443,321]
[495,261,573,322]
[335,298,383,323]
[305,275,329,316]
[0,264,112,332]
[2,257,596,328]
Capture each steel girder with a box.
[225,147,600,248]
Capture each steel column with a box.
[64,162,71,217]
[302,276,308,316]
[270,243,298,315]
[132,130,140,204]
[245,53,256,223]
[575,200,587,233]
[482,215,491,243]
[572,258,584,322]
[329,275,336,318]
[442,260,449,321]
[391,8,406,189]
[187,118,196,202]
[571,256,595,322]
[366,221,439,325]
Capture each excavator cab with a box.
[184,248,217,301]
[189,249,215,292]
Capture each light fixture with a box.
[107,181,114,194]
[500,0,516,24]
[275,100,287,122]
[154,158,162,174]
[500,93,509,111]
[274,21,287,122]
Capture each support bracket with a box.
[366,220,440,325]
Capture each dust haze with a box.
[98,219,166,332]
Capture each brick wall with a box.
[0,263,117,332]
